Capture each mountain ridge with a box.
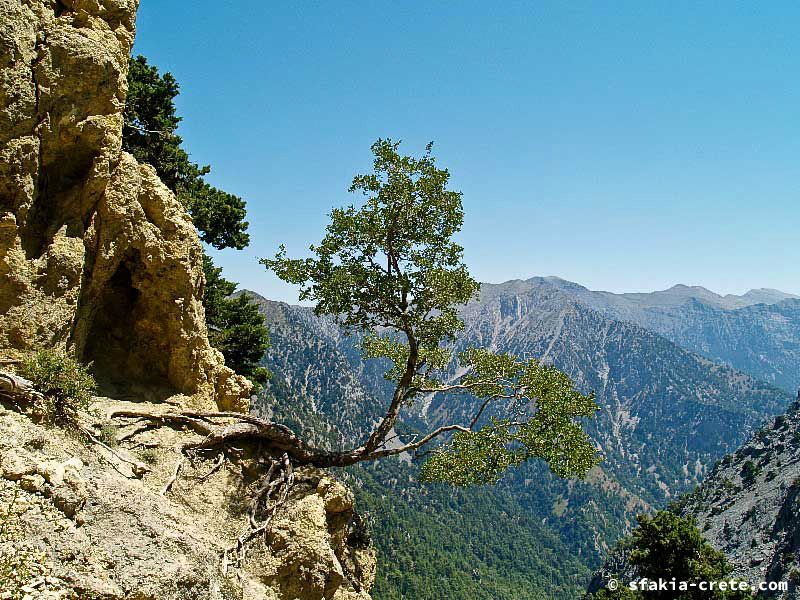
[485,277,800,393]
[492,276,799,310]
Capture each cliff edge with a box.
[0,0,249,410]
[0,398,376,599]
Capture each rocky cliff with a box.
[0,398,376,599]
[0,0,248,410]
[0,2,376,599]
[676,395,800,597]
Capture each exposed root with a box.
[200,452,226,483]
[162,453,184,495]
[80,425,149,479]
[223,452,294,575]
[0,369,45,406]
[112,409,299,576]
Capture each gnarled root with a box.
[0,369,45,407]
[111,409,299,576]
[223,452,295,575]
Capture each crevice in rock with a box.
[20,146,95,259]
[82,252,175,401]
[53,0,69,17]
[20,28,92,260]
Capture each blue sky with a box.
[134,1,799,303]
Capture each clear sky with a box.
[133,1,799,303]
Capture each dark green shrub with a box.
[587,511,749,599]
[740,460,759,485]
[19,349,95,427]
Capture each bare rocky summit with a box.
[0,0,249,410]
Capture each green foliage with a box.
[137,448,160,465]
[19,349,95,427]
[420,357,599,485]
[123,55,249,251]
[351,458,593,600]
[740,460,759,485]
[262,138,598,484]
[96,421,120,447]
[590,511,749,599]
[632,512,726,581]
[263,139,478,338]
[203,254,270,390]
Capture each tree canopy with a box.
[202,255,270,391]
[123,55,249,251]
[262,139,599,483]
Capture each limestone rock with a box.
[0,0,250,410]
[1,446,36,480]
[0,402,376,599]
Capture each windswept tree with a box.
[258,138,600,484]
[109,138,600,559]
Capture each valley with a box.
[248,278,798,599]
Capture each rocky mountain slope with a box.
[676,394,800,596]
[588,394,800,598]
[526,277,800,393]
[0,0,248,410]
[247,284,792,599]
[248,296,388,450]
[448,283,791,505]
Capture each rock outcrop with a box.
[0,0,249,410]
[587,395,800,598]
[0,400,376,599]
[677,396,800,597]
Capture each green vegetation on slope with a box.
[587,511,748,599]
[19,349,96,428]
[348,458,592,600]
[203,256,270,390]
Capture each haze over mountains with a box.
[243,276,799,599]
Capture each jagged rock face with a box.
[587,398,800,598]
[0,401,375,599]
[0,0,249,409]
[678,398,800,597]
